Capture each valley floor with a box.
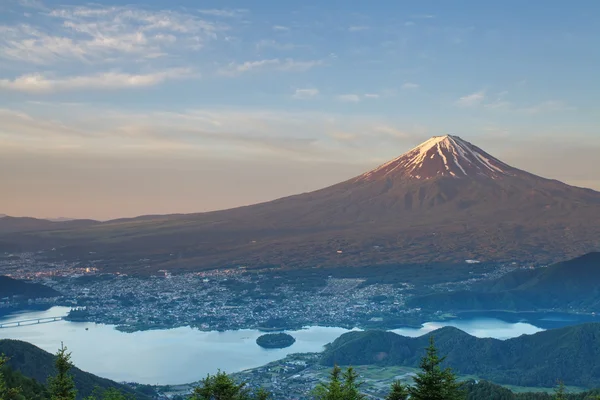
[228,354,587,400]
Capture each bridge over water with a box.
[0,316,67,328]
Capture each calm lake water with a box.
[0,306,592,385]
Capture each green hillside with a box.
[320,323,600,388]
[1,362,49,399]
[0,340,152,399]
[463,380,600,400]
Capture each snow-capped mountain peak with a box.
[358,135,513,181]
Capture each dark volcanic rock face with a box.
[2,135,600,271]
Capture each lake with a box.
[0,307,592,385]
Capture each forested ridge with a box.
[321,323,600,388]
[3,334,600,399]
[0,340,152,399]
[0,276,60,300]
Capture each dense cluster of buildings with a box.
[50,271,414,332]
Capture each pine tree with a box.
[0,355,21,400]
[84,387,133,400]
[48,343,77,400]
[341,367,365,400]
[409,336,464,400]
[554,380,567,400]
[253,388,271,400]
[386,380,409,400]
[312,365,344,400]
[313,365,365,400]
[191,370,251,400]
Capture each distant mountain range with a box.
[0,340,152,399]
[321,323,600,388]
[46,217,78,222]
[2,135,599,272]
[0,216,97,234]
[0,215,77,222]
[409,252,600,312]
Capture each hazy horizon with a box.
[3,136,600,221]
[1,0,599,220]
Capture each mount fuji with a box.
[2,135,600,271]
[358,135,514,181]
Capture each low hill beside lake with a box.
[0,340,152,399]
[0,276,60,299]
[320,323,600,388]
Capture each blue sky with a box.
[1,0,599,219]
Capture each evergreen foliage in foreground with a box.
[0,339,150,399]
[48,344,77,400]
[385,380,409,400]
[314,337,464,400]
[409,336,464,400]
[190,371,270,400]
[0,355,48,400]
[320,323,600,388]
[312,365,365,400]
[84,388,134,400]
[0,355,21,400]
[3,338,600,399]
[0,345,142,400]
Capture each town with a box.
[0,251,522,332]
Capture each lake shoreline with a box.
[0,307,596,385]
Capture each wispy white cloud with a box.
[455,90,573,115]
[293,88,319,99]
[482,91,511,110]
[223,59,279,74]
[256,39,302,51]
[337,94,361,103]
[197,9,247,18]
[520,100,573,114]
[348,26,369,32]
[0,4,226,65]
[329,131,357,141]
[17,0,47,10]
[484,100,512,110]
[411,14,435,19]
[0,68,194,93]
[402,82,419,90]
[373,125,411,138]
[219,58,323,76]
[272,59,324,72]
[0,104,425,162]
[0,107,91,142]
[272,25,290,31]
[456,90,485,107]
[335,93,381,102]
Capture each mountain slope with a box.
[0,216,98,234]
[320,323,600,388]
[409,252,600,311]
[2,135,600,272]
[0,340,151,399]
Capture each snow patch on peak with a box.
[357,135,513,182]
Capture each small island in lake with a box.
[256,333,296,349]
